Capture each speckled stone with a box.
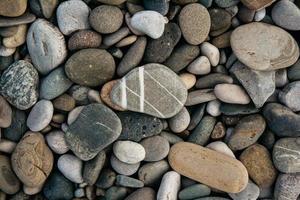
[0,0,28,17]
[274,173,300,200]
[185,89,216,106]
[68,30,102,51]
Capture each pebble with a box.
[0,155,20,194]
[206,141,235,158]
[105,186,127,200]
[220,103,259,116]
[116,35,137,47]
[168,107,190,133]
[68,30,102,51]
[211,31,232,48]
[45,130,69,154]
[231,22,299,71]
[278,81,300,111]
[43,170,74,200]
[187,104,206,130]
[200,42,220,67]
[209,9,231,36]
[287,59,300,81]
[3,24,27,48]
[230,61,275,108]
[164,43,200,72]
[185,89,216,106]
[259,130,276,150]
[27,19,67,75]
[103,27,130,46]
[179,184,211,199]
[206,100,221,117]
[65,103,122,161]
[118,111,163,142]
[117,36,147,76]
[263,103,300,137]
[65,48,115,87]
[211,122,226,139]
[273,137,300,173]
[138,160,170,186]
[3,108,26,142]
[113,140,146,164]
[83,151,106,185]
[125,187,156,200]
[89,5,123,34]
[214,84,251,104]
[179,73,197,89]
[0,26,18,37]
[144,23,181,63]
[241,0,275,10]
[143,0,169,15]
[56,0,90,35]
[53,94,76,112]
[0,60,38,110]
[228,114,266,150]
[29,0,58,19]
[39,67,72,100]
[188,116,216,145]
[215,0,239,7]
[100,80,125,111]
[111,154,140,176]
[0,139,16,153]
[0,0,27,17]
[157,171,181,200]
[131,11,167,39]
[0,45,16,57]
[0,96,12,128]
[240,144,277,188]
[229,181,260,200]
[275,69,288,88]
[0,13,36,27]
[179,3,210,45]
[160,131,184,144]
[11,132,53,187]
[187,56,211,75]
[274,173,300,200]
[116,175,144,188]
[96,168,116,189]
[111,64,187,118]
[254,8,266,21]
[168,142,248,193]
[26,100,53,132]
[140,136,170,161]
[195,73,233,89]
[57,154,83,183]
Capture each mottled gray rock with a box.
[27,19,67,75]
[274,173,300,200]
[230,61,275,108]
[83,151,106,185]
[140,136,170,161]
[263,103,300,137]
[273,137,300,173]
[27,100,53,132]
[116,175,144,188]
[65,103,122,160]
[229,181,260,200]
[40,67,72,100]
[56,0,90,35]
[157,171,181,200]
[278,81,300,111]
[0,60,38,110]
[111,64,187,118]
[111,154,140,176]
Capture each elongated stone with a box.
[168,142,248,193]
[111,64,187,118]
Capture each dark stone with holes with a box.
[118,112,164,142]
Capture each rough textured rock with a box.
[274,173,300,200]
[68,30,102,51]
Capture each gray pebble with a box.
[83,151,106,185]
[45,130,69,154]
[103,27,130,47]
[168,107,190,133]
[160,131,184,144]
[110,154,140,176]
[57,154,83,183]
[275,69,288,88]
[195,73,233,89]
[179,184,211,199]
[105,186,127,200]
[274,173,300,200]
[229,181,260,200]
[113,140,146,164]
[185,89,216,106]
[96,169,116,189]
[279,81,300,111]
[116,175,144,188]
[140,136,170,162]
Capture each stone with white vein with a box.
[111,64,188,119]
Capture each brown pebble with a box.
[0,95,12,128]
[53,94,76,112]
[212,31,232,48]
[100,80,126,111]
[68,30,102,51]
[241,0,276,10]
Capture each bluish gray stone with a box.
[116,175,144,188]
[278,81,300,112]
[179,184,211,199]
[143,0,169,15]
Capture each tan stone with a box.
[101,80,126,111]
[3,25,27,48]
[0,0,27,17]
[168,142,248,193]
[212,31,232,49]
[179,73,196,90]
[211,121,226,139]
[53,94,75,112]
[11,132,53,187]
[241,0,276,10]
[214,83,251,104]
[240,144,277,187]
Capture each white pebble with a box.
[200,42,220,67]
[0,139,16,154]
[58,154,84,183]
[187,56,211,75]
[157,171,181,200]
[113,140,146,164]
[206,141,235,158]
[206,100,221,117]
[254,8,266,22]
[46,131,69,154]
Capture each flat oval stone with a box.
[57,154,83,183]
[273,137,300,173]
[0,60,38,110]
[0,13,36,27]
[125,187,156,200]
[179,184,211,199]
[241,0,275,10]
[89,5,123,34]
[200,42,220,66]
[65,103,122,161]
[228,114,266,150]
[96,168,116,189]
[144,23,181,63]
[113,140,146,164]
[0,0,27,17]
[214,84,251,104]
[56,0,90,35]
[11,132,53,187]
[0,155,20,194]
[39,67,73,100]
[263,103,300,137]
[45,130,69,154]
[168,107,190,133]
[68,30,102,51]
[274,173,300,200]
[185,89,216,106]
[105,186,128,200]
[187,56,211,75]
[278,81,300,111]
[65,48,115,87]
[169,142,248,193]
[180,73,196,90]
[111,154,140,176]
[157,171,181,200]
[111,64,188,118]
[215,0,239,7]
[27,19,67,75]
[231,22,299,71]
[179,3,210,45]
[26,100,53,132]
[240,144,277,188]
[140,135,170,161]
[116,175,144,188]
[131,11,166,39]
[195,73,233,89]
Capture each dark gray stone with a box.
[0,55,13,70]
[96,168,116,189]
[215,0,240,7]
[0,60,38,110]
[187,104,206,130]
[83,151,106,185]
[3,108,27,142]
[65,103,122,161]
[138,160,169,186]
[195,73,233,89]
[288,59,300,81]
[116,175,144,188]
[274,173,300,200]
[220,103,260,115]
[105,186,127,200]
[263,103,300,137]
[143,0,169,15]
[144,23,181,63]
[185,89,216,106]
[259,130,276,150]
[179,184,211,199]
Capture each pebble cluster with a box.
[0,0,300,200]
